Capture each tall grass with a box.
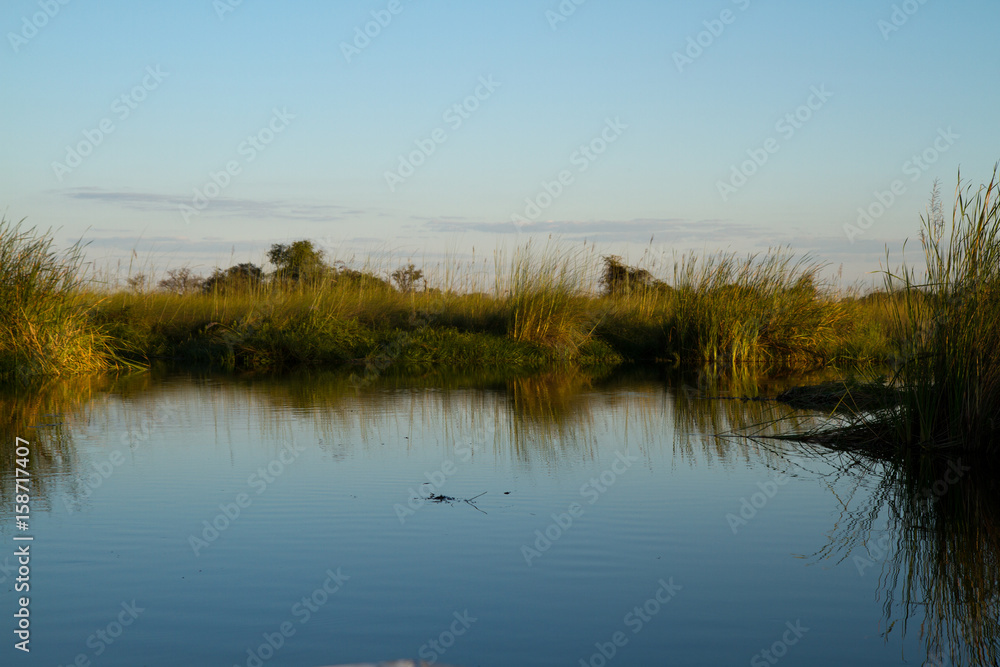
[0,218,121,383]
[879,170,1000,450]
[667,249,851,365]
[592,248,870,367]
[6,220,906,378]
[91,242,894,373]
[497,242,595,358]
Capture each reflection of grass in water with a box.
[218,367,607,465]
[0,375,115,509]
[502,371,600,464]
[878,455,1000,667]
[808,449,999,667]
[665,366,843,467]
[139,366,820,470]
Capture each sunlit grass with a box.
[880,170,1000,451]
[4,222,907,380]
[0,217,126,383]
[791,168,1000,454]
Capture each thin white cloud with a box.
[423,216,766,244]
[60,187,358,223]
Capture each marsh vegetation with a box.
[3,170,999,454]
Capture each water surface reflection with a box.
[0,368,994,665]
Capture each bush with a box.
[158,268,203,295]
[392,263,424,292]
[330,261,392,290]
[268,240,327,283]
[202,263,264,294]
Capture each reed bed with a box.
[3,220,907,380]
[811,170,1000,454]
[0,218,124,383]
[882,171,1000,450]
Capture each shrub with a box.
[202,263,264,294]
[268,240,327,283]
[392,263,424,292]
[158,268,203,295]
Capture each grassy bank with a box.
[15,171,1000,401]
[0,218,128,383]
[782,170,1000,454]
[2,220,908,384]
[840,171,1000,453]
[73,244,900,377]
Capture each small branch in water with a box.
[464,492,487,514]
[417,486,488,514]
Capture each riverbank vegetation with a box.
[800,171,1000,453]
[0,217,933,381]
[72,242,897,377]
[0,218,124,383]
[3,169,999,453]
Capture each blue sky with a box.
[2,0,997,286]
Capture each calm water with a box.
[1,369,996,666]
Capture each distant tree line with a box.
[148,240,426,295]
[147,244,681,298]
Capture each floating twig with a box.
[416,486,487,513]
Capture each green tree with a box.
[600,256,652,295]
[391,263,424,292]
[267,240,327,283]
[202,263,263,294]
[158,267,203,295]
